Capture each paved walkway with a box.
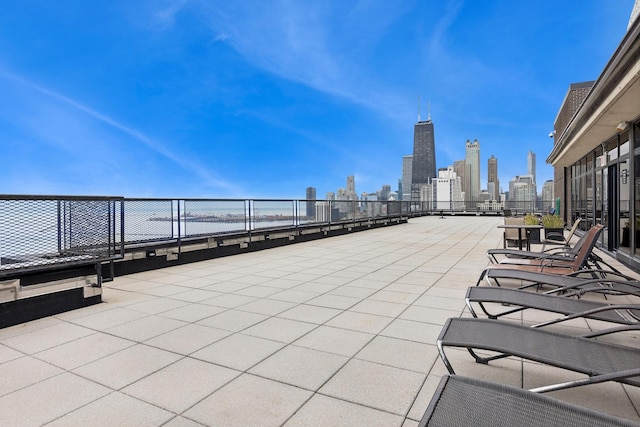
[0,216,638,426]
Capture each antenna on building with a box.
[417,95,421,122]
[427,99,431,121]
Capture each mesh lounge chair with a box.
[436,317,640,392]
[479,224,604,278]
[476,264,629,289]
[419,375,640,427]
[465,284,640,327]
[488,219,585,264]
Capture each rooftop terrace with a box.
[0,216,638,426]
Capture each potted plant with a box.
[524,214,541,244]
[541,214,565,241]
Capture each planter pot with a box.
[544,227,565,243]
[527,228,541,244]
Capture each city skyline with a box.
[0,2,634,198]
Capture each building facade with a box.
[411,119,436,203]
[547,5,640,268]
[402,155,413,201]
[465,139,481,206]
[487,155,499,201]
[305,187,316,218]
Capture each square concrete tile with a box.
[184,374,312,427]
[144,324,231,355]
[0,343,24,364]
[48,391,174,426]
[293,325,373,357]
[0,356,63,396]
[163,416,207,427]
[34,332,134,370]
[68,307,148,330]
[2,322,94,354]
[249,345,348,390]
[268,289,319,303]
[191,333,284,370]
[284,393,403,427]
[123,357,239,413]
[320,359,425,415]
[325,311,394,334]
[73,344,182,389]
[235,285,282,298]
[307,294,359,310]
[399,306,461,325]
[158,303,227,323]
[125,297,190,315]
[0,372,110,426]
[277,304,342,324]
[196,309,268,332]
[236,298,297,316]
[350,299,408,317]
[168,289,223,302]
[381,319,444,344]
[369,290,420,305]
[105,315,187,342]
[242,317,317,343]
[200,293,257,308]
[355,335,439,374]
[327,285,376,299]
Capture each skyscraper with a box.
[411,118,436,202]
[465,139,481,203]
[402,155,413,202]
[487,155,499,201]
[305,187,316,217]
[527,151,536,184]
[346,175,356,200]
[453,159,467,199]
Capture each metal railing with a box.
[118,198,407,246]
[1,194,557,277]
[0,195,124,275]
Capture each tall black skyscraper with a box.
[410,118,436,202]
[305,187,316,217]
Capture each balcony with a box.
[0,215,638,425]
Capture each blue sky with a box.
[0,1,635,199]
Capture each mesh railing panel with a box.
[122,199,174,244]
[252,200,295,230]
[182,200,246,237]
[0,196,121,273]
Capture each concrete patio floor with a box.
[0,216,639,426]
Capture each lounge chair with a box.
[465,284,640,327]
[436,317,640,392]
[419,374,640,427]
[479,224,604,277]
[487,220,585,264]
[476,265,630,289]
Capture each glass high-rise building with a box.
[527,151,536,184]
[305,187,316,217]
[465,139,481,203]
[411,119,436,202]
[402,155,413,201]
[487,155,499,201]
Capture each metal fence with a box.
[118,198,407,246]
[1,195,558,277]
[0,195,124,275]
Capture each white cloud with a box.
[0,69,241,195]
